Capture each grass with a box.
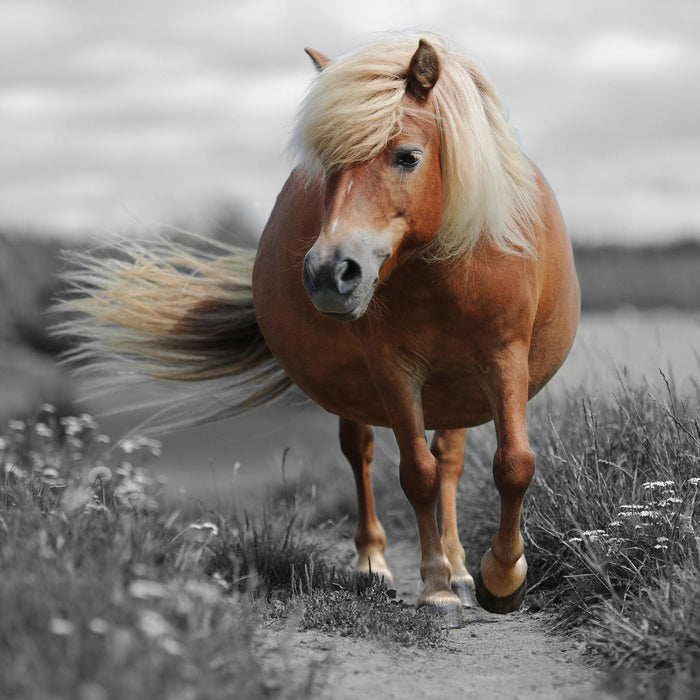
[287,371,700,695]
[518,375,700,695]
[0,405,445,700]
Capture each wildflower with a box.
[132,467,154,488]
[116,462,133,477]
[34,423,53,438]
[66,436,83,451]
[88,618,110,635]
[159,637,183,656]
[139,437,162,457]
[42,467,67,487]
[119,439,137,454]
[115,481,144,505]
[79,413,98,430]
[183,579,221,604]
[4,462,27,479]
[62,485,93,512]
[687,477,700,488]
[189,521,219,537]
[8,419,25,431]
[642,480,675,491]
[129,580,168,600]
[87,465,113,486]
[581,529,607,542]
[211,572,230,591]
[96,434,111,444]
[40,403,57,414]
[48,618,74,636]
[658,497,683,508]
[137,609,174,638]
[60,417,83,436]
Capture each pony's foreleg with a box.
[431,428,476,608]
[339,418,393,587]
[369,385,463,627]
[475,353,533,614]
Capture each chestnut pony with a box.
[61,35,579,627]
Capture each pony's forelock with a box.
[293,34,541,259]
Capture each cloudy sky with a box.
[1,0,698,245]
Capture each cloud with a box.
[576,31,685,74]
[0,0,698,243]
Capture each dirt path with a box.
[256,540,617,700]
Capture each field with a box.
[1,230,700,698]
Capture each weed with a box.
[0,407,314,700]
[298,570,446,648]
[512,375,700,682]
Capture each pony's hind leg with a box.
[339,418,393,587]
[431,428,476,608]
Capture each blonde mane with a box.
[293,34,541,259]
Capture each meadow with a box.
[1,229,699,698]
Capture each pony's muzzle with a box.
[302,251,368,319]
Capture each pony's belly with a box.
[278,352,494,430]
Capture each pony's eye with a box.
[393,150,422,171]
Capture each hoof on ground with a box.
[417,598,465,629]
[451,580,477,608]
[474,570,526,614]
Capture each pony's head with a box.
[295,34,540,320]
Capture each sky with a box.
[1,0,699,245]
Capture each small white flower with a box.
[89,618,110,635]
[34,423,53,438]
[642,480,675,491]
[129,580,168,600]
[48,618,74,636]
[79,414,98,430]
[658,497,683,508]
[189,521,219,537]
[137,609,173,638]
[119,440,137,454]
[60,417,83,436]
[88,465,113,486]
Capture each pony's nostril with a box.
[335,258,362,294]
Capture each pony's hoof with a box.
[417,598,465,629]
[474,570,527,614]
[451,580,477,608]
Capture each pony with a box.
[59,34,580,628]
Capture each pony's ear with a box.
[305,48,331,72]
[406,39,440,103]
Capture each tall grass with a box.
[509,374,699,695]
[0,407,317,699]
[308,371,700,690]
[0,405,446,700]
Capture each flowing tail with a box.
[54,234,294,432]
